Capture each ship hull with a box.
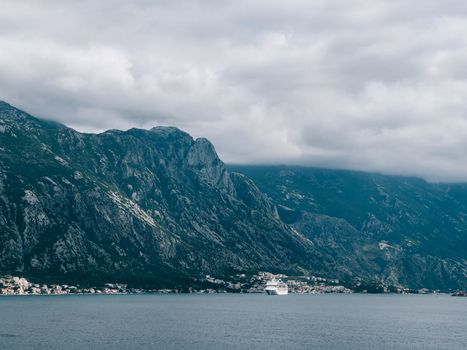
[265,289,288,295]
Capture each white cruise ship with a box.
[265,278,288,295]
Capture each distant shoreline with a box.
[1,291,459,297]
[2,274,462,297]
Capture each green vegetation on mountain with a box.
[1,101,465,290]
[230,165,467,290]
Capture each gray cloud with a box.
[1,0,467,181]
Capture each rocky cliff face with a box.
[230,165,467,290]
[1,101,466,290]
[0,101,322,286]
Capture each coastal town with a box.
[0,276,138,295]
[201,272,354,294]
[0,272,459,296]
[0,273,352,295]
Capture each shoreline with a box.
[0,291,458,297]
[2,274,462,297]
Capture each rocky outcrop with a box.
[187,137,234,193]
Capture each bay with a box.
[0,294,465,349]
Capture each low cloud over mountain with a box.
[2,1,467,180]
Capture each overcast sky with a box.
[1,1,467,181]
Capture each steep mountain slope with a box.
[1,100,465,290]
[230,165,467,290]
[0,101,321,286]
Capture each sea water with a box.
[0,294,465,349]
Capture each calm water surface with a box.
[0,294,465,349]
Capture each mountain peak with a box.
[150,126,191,138]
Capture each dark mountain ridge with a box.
[0,101,466,290]
[229,165,467,290]
[0,101,322,286]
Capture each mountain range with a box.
[230,165,467,290]
[0,101,465,290]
